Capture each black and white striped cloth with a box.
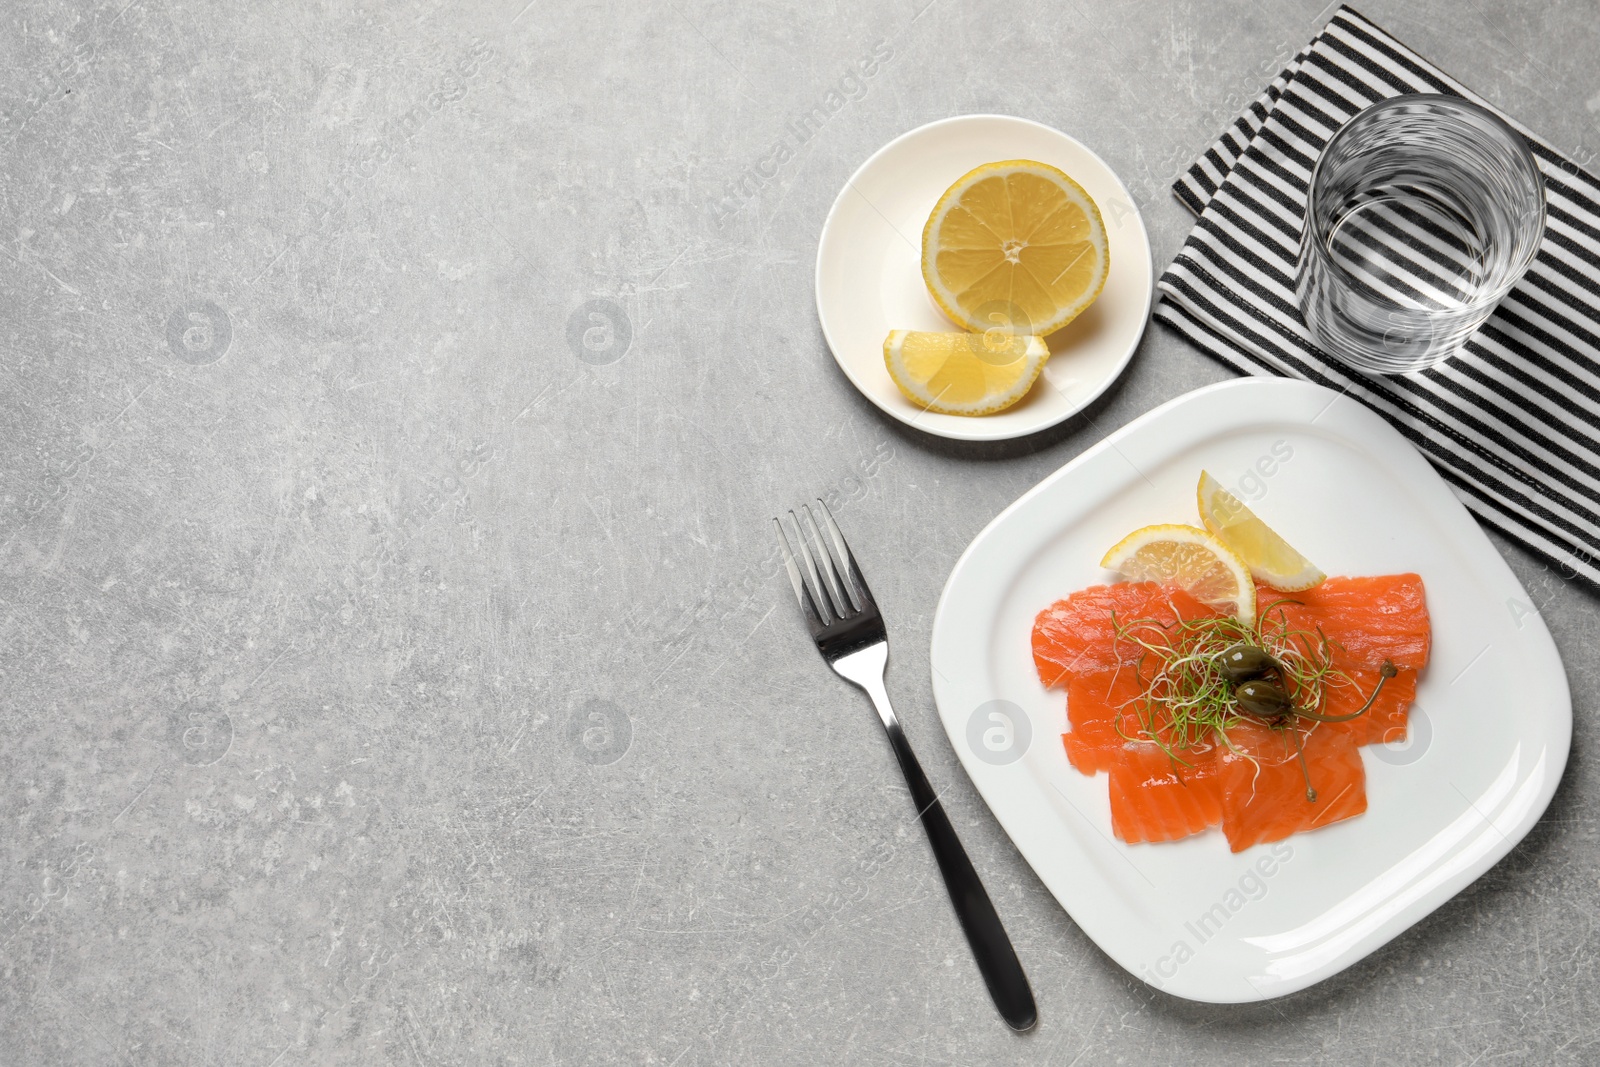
[1154,5,1600,587]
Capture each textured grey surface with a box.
[2,1,1599,1064]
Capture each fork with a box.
[774,500,1037,1032]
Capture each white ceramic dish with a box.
[814,115,1154,442]
[929,378,1570,1002]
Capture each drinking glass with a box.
[1297,94,1546,375]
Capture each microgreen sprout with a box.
[1108,597,1395,802]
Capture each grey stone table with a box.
[3,1,1597,1063]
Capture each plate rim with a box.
[927,376,1573,1001]
[812,113,1155,443]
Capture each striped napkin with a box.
[1154,5,1600,587]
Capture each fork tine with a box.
[814,498,874,609]
[800,504,852,618]
[785,509,837,624]
[774,517,827,629]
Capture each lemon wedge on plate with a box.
[1100,523,1255,622]
[884,329,1048,415]
[1197,471,1326,591]
[921,159,1108,336]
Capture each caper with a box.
[1235,678,1294,719]
[1216,643,1283,684]
[1297,659,1400,723]
[1287,726,1318,803]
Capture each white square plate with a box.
[929,378,1570,1002]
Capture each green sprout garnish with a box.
[1107,597,1397,802]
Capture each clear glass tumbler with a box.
[1297,94,1546,375]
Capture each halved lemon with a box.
[1100,523,1255,622]
[921,159,1108,337]
[1197,471,1326,591]
[883,329,1048,416]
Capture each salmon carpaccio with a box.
[1034,575,1429,852]
[1032,583,1221,687]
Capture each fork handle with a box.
[880,714,1038,1031]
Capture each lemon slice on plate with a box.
[1100,523,1256,622]
[921,159,1109,336]
[884,329,1048,416]
[1197,471,1326,591]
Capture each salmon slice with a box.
[1109,743,1224,843]
[1172,742,1227,790]
[1258,574,1430,672]
[1063,669,1160,773]
[1217,720,1367,852]
[1316,667,1417,746]
[1033,582,1221,688]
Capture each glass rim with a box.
[1304,93,1547,314]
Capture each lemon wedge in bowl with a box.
[1197,471,1326,592]
[883,329,1048,416]
[921,159,1108,337]
[1100,523,1256,622]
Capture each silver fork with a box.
[774,501,1037,1032]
